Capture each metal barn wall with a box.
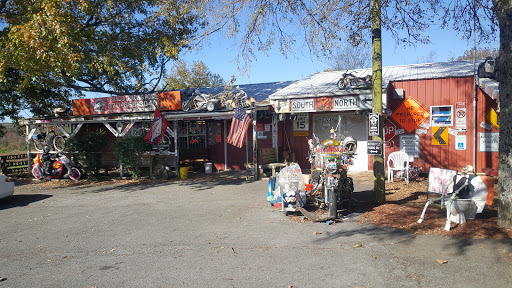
[386,77,499,173]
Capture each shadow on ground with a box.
[0,194,52,211]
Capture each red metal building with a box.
[269,60,500,174]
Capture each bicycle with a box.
[134,126,173,153]
[32,129,67,152]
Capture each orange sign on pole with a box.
[390,97,430,133]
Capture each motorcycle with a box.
[337,72,372,90]
[181,89,221,112]
[224,86,255,110]
[32,153,82,180]
[306,128,358,218]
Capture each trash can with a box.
[179,167,189,179]
[205,162,213,174]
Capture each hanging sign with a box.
[293,113,309,131]
[293,131,309,137]
[368,113,379,136]
[367,140,382,155]
[455,102,467,132]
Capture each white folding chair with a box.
[387,151,409,184]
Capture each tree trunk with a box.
[372,0,385,203]
[495,1,512,228]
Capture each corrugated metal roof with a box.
[270,60,486,100]
[191,80,295,102]
[479,77,499,102]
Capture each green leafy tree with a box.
[162,60,225,89]
[0,0,201,120]
[64,131,108,178]
[112,136,152,179]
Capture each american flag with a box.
[226,104,251,148]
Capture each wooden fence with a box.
[0,153,29,175]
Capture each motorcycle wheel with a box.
[225,100,235,111]
[69,167,81,180]
[337,78,346,90]
[53,135,66,151]
[341,177,354,199]
[206,100,220,112]
[327,188,337,218]
[32,166,43,179]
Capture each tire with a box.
[341,177,354,199]
[32,165,43,179]
[69,167,81,180]
[182,100,192,112]
[33,139,44,152]
[327,187,337,218]
[206,100,219,112]
[156,134,172,152]
[337,78,346,90]
[225,100,234,111]
[53,136,66,151]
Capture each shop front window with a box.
[178,121,206,149]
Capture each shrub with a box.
[64,131,107,177]
[112,136,152,178]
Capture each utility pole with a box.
[371,0,386,203]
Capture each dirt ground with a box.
[359,175,512,240]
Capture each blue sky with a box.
[3,15,499,122]
[180,27,499,85]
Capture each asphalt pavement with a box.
[0,171,511,288]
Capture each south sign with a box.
[291,99,315,112]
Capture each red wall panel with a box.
[386,77,498,173]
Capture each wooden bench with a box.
[258,148,287,177]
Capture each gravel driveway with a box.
[1,171,511,288]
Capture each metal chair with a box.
[387,151,409,184]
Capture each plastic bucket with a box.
[179,167,189,179]
[205,162,213,174]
